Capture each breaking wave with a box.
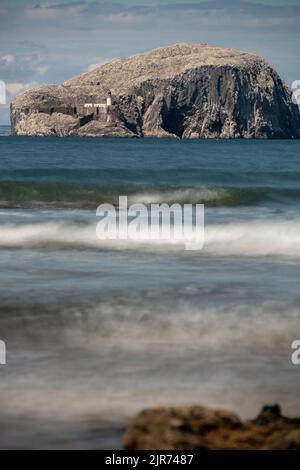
[1,181,300,208]
[0,218,299,259]
[1,298,299,352]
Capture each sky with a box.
[0,0,299,124]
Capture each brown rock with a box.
[123,404,300,450]
[11,43,300,139]
[73,120,137,138]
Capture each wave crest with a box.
[1,181,299,208]
[0,219,299,259]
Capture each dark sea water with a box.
[0,131,299,449]
[0,125,10,137]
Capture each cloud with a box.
[13,0,299,29]
[0,0,299,125]
[36,66,49,77]
[1,54,15,66]
[6,82,38,97]
[87,58,118,71]
[87,63,101,72]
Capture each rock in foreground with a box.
[123,404,300,450]
[11,43,300,139]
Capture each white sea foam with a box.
[128,187,231,205]
[43,301,300,352]
[204,220,300,258]
[0,219,300,258]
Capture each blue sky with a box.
[1,0,299,124]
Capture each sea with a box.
[0,125,299,448]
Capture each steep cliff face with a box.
[11,43,300,138]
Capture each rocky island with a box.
[11,43,300,139]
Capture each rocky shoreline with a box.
[11,43,300,139]
[123,404,300,450]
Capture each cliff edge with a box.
[11,43,300,139]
